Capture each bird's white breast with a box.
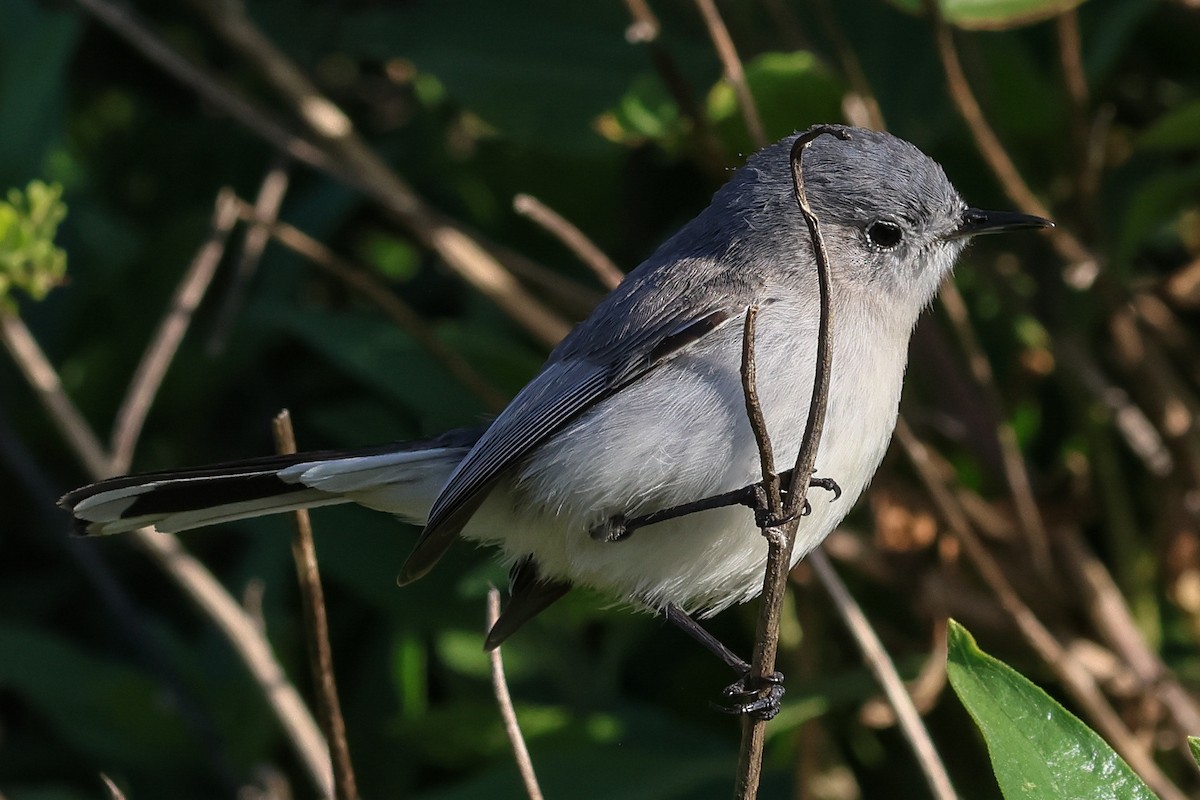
[461,295,910,615]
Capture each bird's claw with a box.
[714,670,785,720]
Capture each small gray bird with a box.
[62,125,1049,714]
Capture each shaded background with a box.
[3,0,1200,797]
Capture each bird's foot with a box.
[714,670,785,721]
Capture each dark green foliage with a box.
[3,0,1200,797]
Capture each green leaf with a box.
[0,624,191,767]
[707,51,843,153]
[946,620,1156,800]
[886,0,1087,30]
[0,180,68,307]
[1189,736,1200,768]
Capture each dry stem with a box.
[896,419,1188,800]
[273,411,358,800]
[228,197,509,413]
[109,189,240,473]
[733,127,843,800]
[693,0,767,149]
[807,549,957,800]
[486,587,545,800]
[513,194,624,291]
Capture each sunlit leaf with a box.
[947,620,1156,800]
[886,0,1087,30]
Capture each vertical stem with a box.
[273,410,358,800]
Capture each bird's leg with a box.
[664,604,784,721]
[594,468,841,542]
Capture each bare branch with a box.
[229,197,510,413]
[513,194,624,291]
[926,2,1096,278]
[693,0,767,149]
[0,313,110,478]
[132,529,335,798]
[209,161,292,355]
[808,549,958,800]
[734,126,846,800]
[487,587,545,800]
[937,280,1051,574]
[187,0,571,347]
[273,411,358,800]
[896,418,1189,800]
[72,0,346,180]
[620,0,728,173]
[109,189,241,473]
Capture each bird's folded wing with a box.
[398,305,741,583]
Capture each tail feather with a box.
[60,426,483,536]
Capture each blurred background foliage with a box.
[2,0,1200,797]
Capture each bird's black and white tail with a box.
[60,428,481,536]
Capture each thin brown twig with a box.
[937,280,1051,574]
[0,313,110,478]
[621,0,729,174]
[807,549,958,800]
[273,410,358,800]
[72,0,346,181]
[809,0,887,131]
[1055,8,1099,232]
[229,198,509,413]
[486,586,545,800]
[1055,524,1200,745]
[109,189,241,473]
[0,209,334,799]
[896,418,1189,800]
[76,0,571,347]
[188,0,571,348]
[513,194,624,291]
[734,127,845,800]
[133,530,335,797]
[209,161,292,355]
[693,0,768,149]
[926,2,1095,275]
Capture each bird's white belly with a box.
[460,301,908,614]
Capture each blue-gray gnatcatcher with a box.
[62,125,1049,711]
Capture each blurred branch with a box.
[513,194,624,291]
[187,0,571,348]
[926,2,1096,279]
[0,206,335,799]
[109,189,241,474]
[1055,9,1100,233]
[0,312,109,478]
[1055,525,1200,746]
[896,419,1190,800]
[273,411,358,800]
[808,549,958,800]
[621,0,728,173]
[133,530,334,797]
[1057,338,1172,477]
[693,0,767,149]
[76,0,570,347]
[486,587,544,800]
[937,280,1051,574]
[810,0,887,130]
[209,161,292,355]
[858,618,949,728]
[72,0,346,179]
[229,197,510,413]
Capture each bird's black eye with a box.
[866,220,903,249]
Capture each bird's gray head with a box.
[718,125,1050,320]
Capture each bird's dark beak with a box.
[949,207,1054,239]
